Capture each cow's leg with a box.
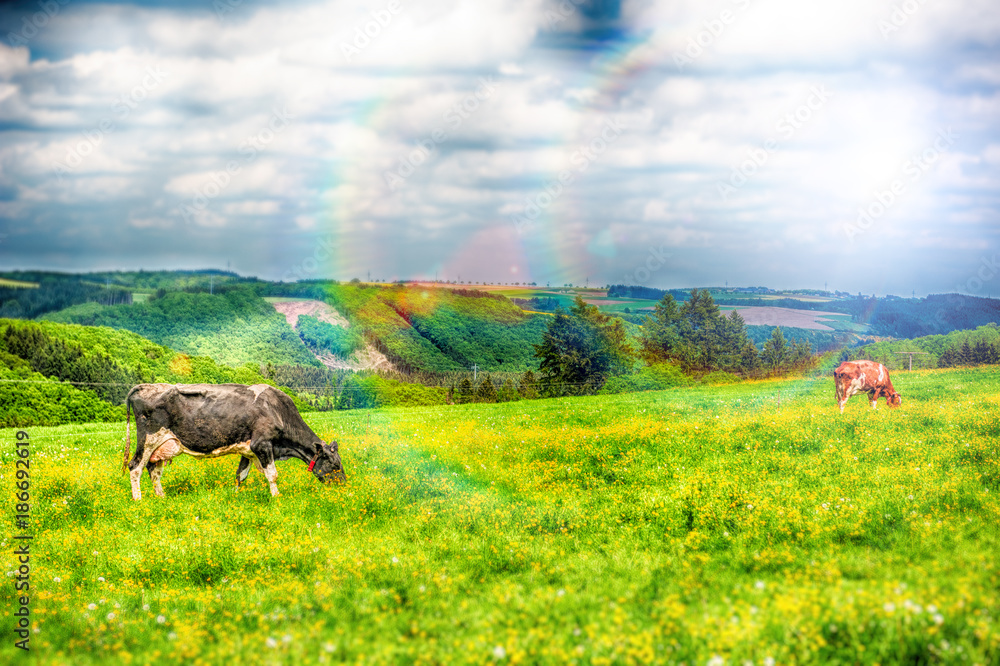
[835,377,850,414]
[149,462,166,497]
[235,457,252,489]
[869,390,878,409]
[252,456,280,497]
[249,439,281,496]
[128,424,150,500]
[149,433,182,498]
[131,428,180,500]
[129,464,145,500]
[129,437,157,501]
[837,384,852,414]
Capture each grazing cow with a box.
[124,383,346,500]
[833,360,902,414]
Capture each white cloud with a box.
[0,0,996,293]
[223,200,282,216]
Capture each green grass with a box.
[0,367,997,663]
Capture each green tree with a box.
[761,327,789,373]
[641,290,753,374]
[533,296,636,395]
[640,294,681,363]
[677,289,725,371]
[718,309,749,371]
[457,377,474,404]
[938,347,957,367]
[336,374,376,410]
[518,369,539,399]
[788,340,812,368]
[959,341,974,365]
[476,374,498,403]
[497,379,520,402]
[738,340,761,377]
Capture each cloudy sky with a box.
[0,0,997,295]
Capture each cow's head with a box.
[887,392,902,408]
[310,441,347,484]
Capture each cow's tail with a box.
[122,385,141,474]
[122,398,132,474]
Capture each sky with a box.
[0,0,997,296]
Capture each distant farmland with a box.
[724,306,853,331]
[0,277,38,288]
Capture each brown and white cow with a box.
[833,360,902,414]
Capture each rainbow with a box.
[320,28,658,288]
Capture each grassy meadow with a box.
[1,367,998,664]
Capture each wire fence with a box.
[0,370,835,447]
[0,388,819,446]
[0,377,615,392]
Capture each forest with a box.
[0,318,454,426]
[0,318,270,427]
[296,315,365,357]
[509,296,562,311]
[43,285,319,368]
[531,292,814,398]
[637,290,813,378]
[846,323,1000,370]
[0,275,132,319]
[325,283,548,373]
[606,284,692,301]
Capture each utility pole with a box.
[210,276,214,295]
[471,363,478,382]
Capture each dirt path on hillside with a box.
[272,300,350,328]
[270,300,395,372]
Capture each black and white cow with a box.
[124,383,346,500]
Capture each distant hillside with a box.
[42,286,319,368]
[0,318,270,427]
[14,270,1000,376]
[325,284,548,373]
[36,279,549,375]
[846,323,1000,371]
[0,272,132,319]
[609,284,1000,339]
